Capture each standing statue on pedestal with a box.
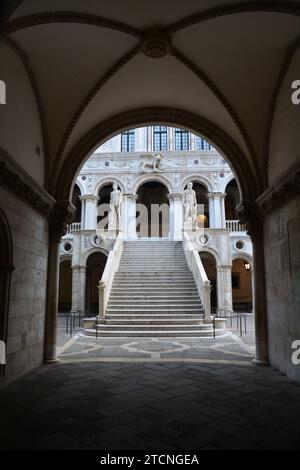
[183,182,197,224]
[108,183,122,229]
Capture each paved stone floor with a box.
[1,322,300,450]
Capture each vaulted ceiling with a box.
[2,0,300,198]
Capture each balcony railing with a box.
[226,220,246,232]
[66,222,81,234]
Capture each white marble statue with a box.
[183,182,197,223]
[108,183,122,228]
[141,153,164,172]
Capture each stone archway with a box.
[199,251,218,308]
[55,108,258,202]
[97,183,113,231]
[85,252,108,316]
[49,108,267,365]
[0,208,13,377]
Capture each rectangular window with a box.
[232,273,240,289]
[121,130,135,152]
[175,128,189,150]
[153,126,168,151]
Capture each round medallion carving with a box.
[142,31,171,58]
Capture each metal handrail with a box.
[211,306,247,338]
[65,310,82,336]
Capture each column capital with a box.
[80,194,99,202]
[216,264,232,271]
[123,193,138,201]
[168,192,183,202]
[72,265,86,272]
[50,200,75,242]
[207,192,226,199]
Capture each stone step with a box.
[112,283,197,287]
[115,273,192,275]
[106,308,204,314]
[110,287,198,291]
[122,252,184,255]
[110,286,199,295]
[122,250,184,253]
[108,305,203,311]
[113,279,196,283]
[121,253,186,256]
[104,319,206,325]
[86,329,224,338]
[116,272,191,274]
[114,276,193,280]
[121,255,186,258]
[118,265,188,267]
[111,287,198,291]
[117,269,190,272]
[109,295,200,300]
[105,313,204,319]
[96,324,210,331]
[114,270,194,281]
[115,272,192,275]
[108,300,202,306]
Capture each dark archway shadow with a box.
[0,207,13,377]
[136,181,170,237]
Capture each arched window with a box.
[175,128,189,150]
[153,126,168,151]
[195,136,213,150]
[121,130,135,152]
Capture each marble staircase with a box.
[92,240,220,337]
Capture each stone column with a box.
[169,127,175,151]
[203,281,212,323]
[147,127,153,151]
[122,194,137,240]
[216,265,233,311]
[251,231,268,364]
[81,195,99,230]
[220,193,226,228]
[168,192,183,241]
[251,266,255,313]
[80,196,86,228]
[208,193,215,228]
[44,200,75,364]
[208,193,226,228]
[71,266,86,316]
[239,201,269,365]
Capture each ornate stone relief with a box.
[0,161,54,216]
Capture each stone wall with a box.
[264,195,300,382]
[0,187,48,386]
